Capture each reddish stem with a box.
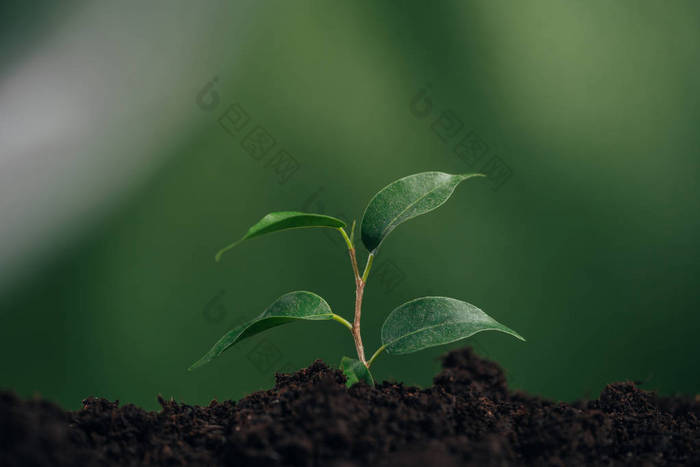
[347,248,367,365]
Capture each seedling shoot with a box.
[190,172,525,385]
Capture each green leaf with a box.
[189,291,335,370]
[216,211,346,261]
[339,356,375,387]
[360,172,484,252]
[381,297,525,355]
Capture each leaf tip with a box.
[511,330,527,342]
[461,172,487,180]
[214,247,228,263]
[215,240,241,262]
[188,355,212,371]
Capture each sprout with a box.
[190,172,524,386]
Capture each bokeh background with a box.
[1,1,699,410]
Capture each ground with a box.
[1,347,698,466]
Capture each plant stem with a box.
[338,227,368,365]
[338,227,354,252]
[331,313,353,331]
[361,252,374,282]
[353,277,366,364]
[340,228,362,280]
[367,344,386,368]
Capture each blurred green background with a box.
[1,1,699,410]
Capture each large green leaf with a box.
[189,291,335,370]
[381,297,525,355]
[360,172,484,252]
[339,356,375,387]
[216,211,346,261]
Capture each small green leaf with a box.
[216,211,346,261]
[360,172,484,252]
[339,356,375,387]
[381,297,525,355]
[189,291,335,370]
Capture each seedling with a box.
[190,172,525,386]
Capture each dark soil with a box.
[1,347,698,466]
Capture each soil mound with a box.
[1,347,698,466]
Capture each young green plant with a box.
[189,171,525,386]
